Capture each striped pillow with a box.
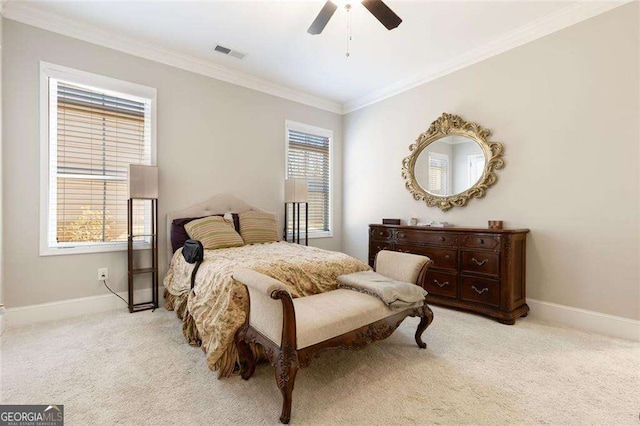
[239,211,279,245]
[184,216,244,250]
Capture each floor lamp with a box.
[127,164,159,313]
[284,179,308,245]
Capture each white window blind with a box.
[45,75,153,252]
[428,153,449,195]
[286,126,331,235]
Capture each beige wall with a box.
[0,15,3,312]
[3,5,639,320]
[3,20,344,308]
[343,4,639,320]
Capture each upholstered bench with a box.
[233,250,434,424]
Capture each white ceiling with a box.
[6,1,624,111]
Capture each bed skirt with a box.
[164,288,265,378]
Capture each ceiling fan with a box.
[307,0,402,35]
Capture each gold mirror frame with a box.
[401,113,504,211]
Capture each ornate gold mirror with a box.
[402,113,504,211]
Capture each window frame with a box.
[427,151,450,195]
[39,62,157,256]
[284,120,333,239]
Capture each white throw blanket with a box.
[337,270,427,311]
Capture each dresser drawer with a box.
[461,251,500,277]
[368,224,530,324]
[395,244,457,270]
[461,234,500,250]
[370,227,393,240]
[424,270,457,299]
[395,230,457,247]
[460,276,500,307]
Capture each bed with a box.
[163,194,370,377]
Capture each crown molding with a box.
[1,1,344,115]
[1,1,630,116]
[343,0,631,114]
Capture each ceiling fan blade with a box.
[362,0,402,30]
[307,1,338,35]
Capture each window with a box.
[40,63,156,255]
[285,121,332,238]
[427,152,450,195]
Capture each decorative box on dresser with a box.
[369,224,530,324]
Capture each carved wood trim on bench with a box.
[235,263,434,424]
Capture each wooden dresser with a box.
[369,224,530,324]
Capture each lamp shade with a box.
[284,179,308,203]
[127,164,159,199]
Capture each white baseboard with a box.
[5,289,160,329]
[5,293,638,341]
[528,298,640,341]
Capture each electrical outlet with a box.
[98,268,108,281]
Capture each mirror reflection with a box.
[414,135,485,196]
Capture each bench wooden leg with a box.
[236,330,256,380]
[275,347,299,424]
[415,304,434,349]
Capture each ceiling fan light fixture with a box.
[307,0,402,35]
[332,0,362,8]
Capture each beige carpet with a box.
[1,306,638,425]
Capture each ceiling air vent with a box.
[213,44,247,60]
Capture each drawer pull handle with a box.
[378,231,384,236]
[434,280,449,288]
[471,285,489,295]
[479,239,485,245]
[445,254,450,259]
[471,257,488,266]
[439,236,445,242]
[398,233,405,238]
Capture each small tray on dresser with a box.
[368,224,530,324]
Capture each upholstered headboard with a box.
[165,193,272,264]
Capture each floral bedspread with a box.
[163,241,370,377]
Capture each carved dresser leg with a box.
[235,329,256,380]
[276,347,299,424]
[415,304,434,349]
